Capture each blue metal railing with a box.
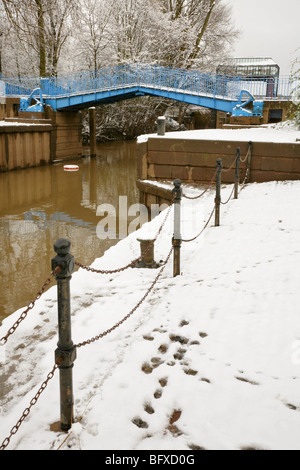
[1,64,298,103]
[0,76,41,97]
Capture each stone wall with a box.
[137,137,300,185]
[45,108,83,162]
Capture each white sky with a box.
[224,0,300,76]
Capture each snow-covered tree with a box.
[108,0,162,64]
[1,0,240,139]
[288,53,300,129]
[1,0,238,76]
[157,0,239,71]
[1,0,76,76]
[71,0,114,71]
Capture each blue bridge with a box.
[0,64,296,118]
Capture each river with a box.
[0,141,140,325]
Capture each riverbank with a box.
[0,119,52,172]
[137,122,300,186]
[1,178,300,450]
[137,121,300,144]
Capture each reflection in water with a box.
[0,141,139,324]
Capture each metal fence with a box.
[1,64,298,102]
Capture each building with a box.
[217,57,280,78]
[216,57,290,127]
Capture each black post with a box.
[234,148,241,200]
[215,159,223,227]
[172,179,182,277]
[52,239,76,432]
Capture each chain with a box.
[183,168,218,200]
[0,363,59,451]
[239,167,251,191]
[222,151,239,174]
[240,143,253,189]
[182,207,215,243]
[76,246,174,349]
[240,144,252,163]
[0,245,174,449]
[0,267,61,347]
[221,186,235,205]
[75,199,175,275]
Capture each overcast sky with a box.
[224,0,300,76]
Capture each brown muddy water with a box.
[0,141,140,325]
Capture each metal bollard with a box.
[52,239,76,432]
[234,148,241,200]
[135,239,160,269]
[172,179,182,277]
[215,159,223,227]
[157,116,166,136]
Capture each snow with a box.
[137,122,300,144]
[234,58,278,67]
[1,176,300,451]
[0,121,51,128]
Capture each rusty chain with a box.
[76,246,174,349]
[222,150,240,174]
[238,142,253,190]
[1,245,174,450]
[183,167,218,200]
[0,267,61,347]
[240,159,251,188]
[0,363,59,451]
[240,143,252,164]
[75,198,175,275]
[182,206,215,243]
[0,147,253,450]
[182,147,240,202]
[221,186,235,205]
[0,201,175,449]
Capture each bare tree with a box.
[72,0,114,71]
[1,0,76,76]
[0,3,10,75]
[157,0,239,71]
[111,0,159,64]
[45,0,76,76]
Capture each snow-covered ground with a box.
[1,176,300,451]
[138,121,300,144]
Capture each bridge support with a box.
[45,107,83,162]
[89,107,97,158]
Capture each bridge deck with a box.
[1,64,296,114]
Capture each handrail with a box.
[1,64,298,102]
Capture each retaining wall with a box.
[137,137,300,185]
[45,108,83,162]
[0,105,83,171]
[0,123,52,172]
